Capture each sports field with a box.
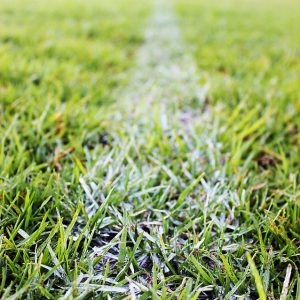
[0,0,299,298]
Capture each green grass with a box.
[0,0,300,299]
[175,0,300,298]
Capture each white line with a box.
[82,0,210,213]
[122,0,208,118]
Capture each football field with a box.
[0,0,299,298]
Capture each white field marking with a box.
[118,0,209,122]
[81,0,210,210]
[76,1,244,283]
[81,0,241,218]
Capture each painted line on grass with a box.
[81,0,210,215]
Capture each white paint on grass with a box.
[82,0,210,215]
[120,0,208,121]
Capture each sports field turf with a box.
[0,0,299,299]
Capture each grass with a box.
[0,0,300,299]
[175,0,300,298]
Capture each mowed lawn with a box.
[175,0,300,298]
[0,0,300,299]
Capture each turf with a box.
[0,0,300,299]
[174,0,300,298]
